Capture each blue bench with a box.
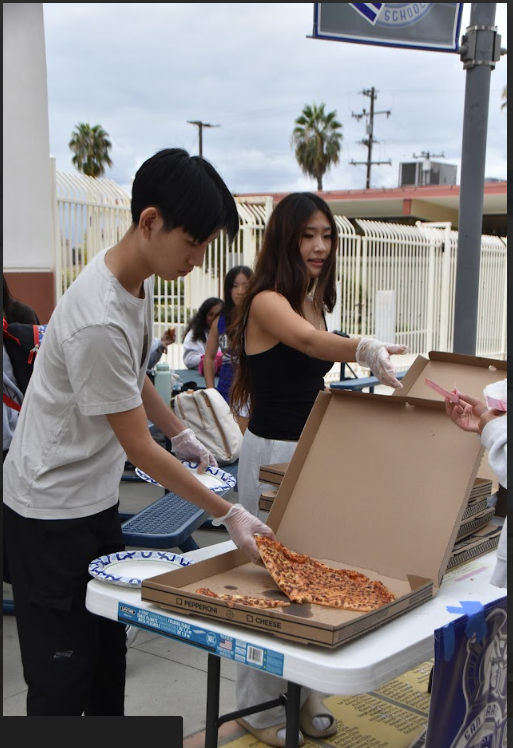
[330,368,407,393]
[121,460,239,553]
[172,368,218,392]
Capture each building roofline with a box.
[236,180,506,203]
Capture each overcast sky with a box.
[42,3,508,194]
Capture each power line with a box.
[350,87,392,189]
[187,120,220,158]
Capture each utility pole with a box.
[412,150,445,186]
[453,4,504,354]
[187,120,220,158]
[350,87,391,188]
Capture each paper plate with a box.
[88,550,194,588]
[135,462,236,493]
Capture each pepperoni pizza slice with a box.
[255,535,395,612]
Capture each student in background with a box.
[147,326,177,371]
[203,265,252,431]
[182,296,223,370]
[228,192,407,747]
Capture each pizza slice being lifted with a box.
[255,535,395,613]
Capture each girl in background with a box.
[203,265,253,431]
[182,296,223,370]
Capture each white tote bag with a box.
[172,388,243,465]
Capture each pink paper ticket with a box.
[424,378,459,402]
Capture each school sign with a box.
[313,3,464,52]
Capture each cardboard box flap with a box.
[267,390,484,588]
[393,352,506,489]
[394,352,506,402]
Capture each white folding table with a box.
[86,543,504,746]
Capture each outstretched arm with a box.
[107,404,274,563]
[248,292,408,388]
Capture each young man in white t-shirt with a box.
[3,148,274,716]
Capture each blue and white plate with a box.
[135,462,236,493]
[88,550,194,588]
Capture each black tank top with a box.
[247,343,334,440]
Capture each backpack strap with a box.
[27,324,40,364]
[3,316,20,344]
[3,392,21,412]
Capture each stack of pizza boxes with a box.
[259,470,501,570]
[142,352,505,648]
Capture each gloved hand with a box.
[171,428,218,472]
[355,338,408,388]
[211,504,276,564]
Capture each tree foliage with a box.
[291,103,343,191]
[69,123,113,177]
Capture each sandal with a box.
[237,717,305,748]
[299,693,337,738]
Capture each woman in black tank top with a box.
[227,192,407,746]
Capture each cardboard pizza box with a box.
[446,522,502,571]
[258,463,289,486]
[259,490,278,513]
[142,389,484,648]
[392,351,507,489]
[468,477,493,503]
[456,507,496,540]
[262,476,492,515]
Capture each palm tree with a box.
[68,123,113,177]
[501,85,507,110]
[291,103,343,191]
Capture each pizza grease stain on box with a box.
[142,380,485,648]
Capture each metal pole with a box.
[366,87,375,189]
[453,4,501,354]
[198,123,203,158]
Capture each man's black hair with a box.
[131,148,239,243]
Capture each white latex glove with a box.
[171,428,218,472]
[355,338,408,388]
[211,504,275,564]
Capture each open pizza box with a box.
[392,351,507,491]
[142,389,484,648]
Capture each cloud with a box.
[42,2,508,193]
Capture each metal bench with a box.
[172,368,219,392]
[121,460,239,553]
[330,369,407,393]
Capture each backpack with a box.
[3,318,47,411]
[172,387,243,465]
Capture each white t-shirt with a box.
[182,329,207,369]
[3,248,154,519]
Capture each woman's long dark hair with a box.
[182,296,223,343]
[229,192,338,415]
[3,275,15,320]
[222,265,253,326]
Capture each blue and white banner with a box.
[425,597,507,748]
[350,4,384,25]
[313,4,464,52]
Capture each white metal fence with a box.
[54,172,507,378]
